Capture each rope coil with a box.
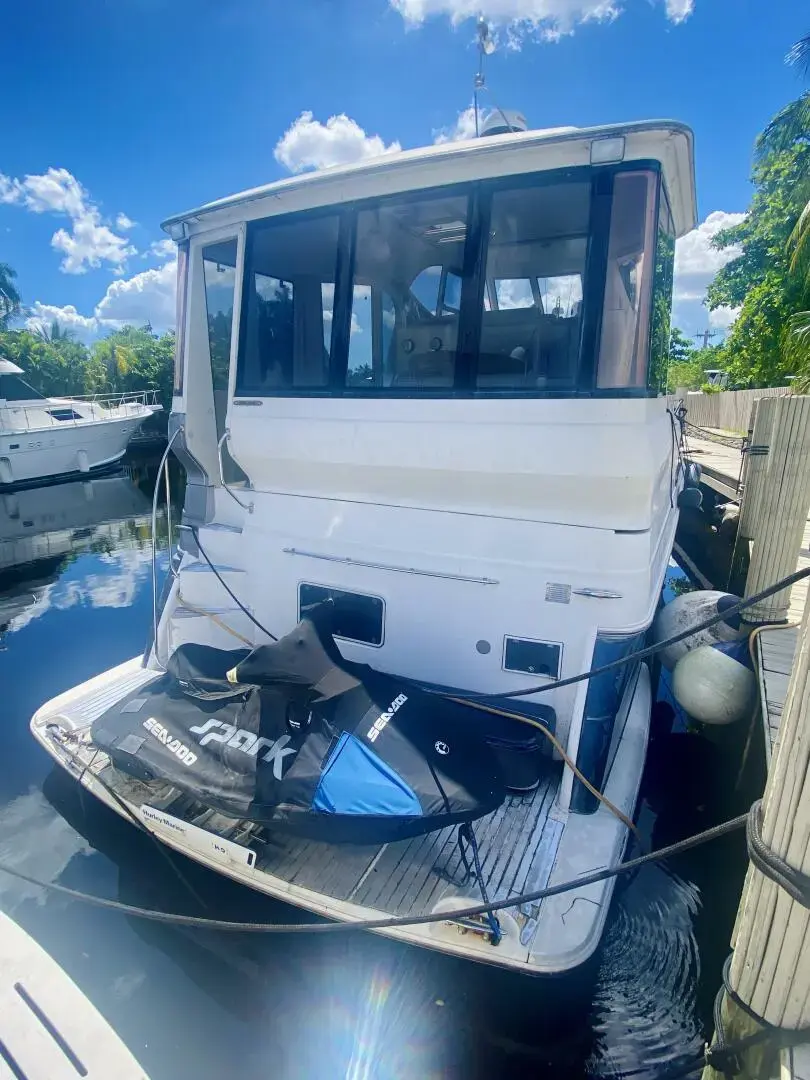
[746,798,810,909]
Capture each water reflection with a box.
[0,470,746,1079]
[0,474,160,639]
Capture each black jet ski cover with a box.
[90,614,505,843]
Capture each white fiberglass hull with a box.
[0,910,148,1078]
[0,412,151,486]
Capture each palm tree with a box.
[0,262,21,327]
[34,319,76,344]
[756,34,810,159]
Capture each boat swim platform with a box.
[0,909,147,1079]
[30,658,650,975]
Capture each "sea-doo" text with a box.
[143,717,198,766]
[367,693,408,743]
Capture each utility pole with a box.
[693,329,718,349]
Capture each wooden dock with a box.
[687,432,808,759]
[683,398,810,1079]
[688,434,810,622]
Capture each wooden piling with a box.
[743,396,810,624]
[738,398,773,541]
[702,587,810,1080]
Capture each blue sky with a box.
[1,0,806,343]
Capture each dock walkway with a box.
[686,434,810,756]
[687,432,810,1077]
[686,434,808,756]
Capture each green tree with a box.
[707,142,810,386]
[87,325,175,407]
[666,328,700,391]
[34,319,76,344]
[756,35,810,161]
[0,263,21,327]
[669,327,693,364]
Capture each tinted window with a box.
[597,171,658,389]
[202,239,237,443]
[238,215,339,394]
[0,375,45,401]
[479,182,589,390]
[649,191,675,395]
[348,194,469,389]
[47,409,83,421]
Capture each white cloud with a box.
[26,259,178,343]
[433,105,481,143]
[672,210,746,336]
[708,305,741,331]
[148,237,176,260]
[0,167,136,274]
[275,112,401,173]
[95,259,177,326]
[390,0,691,40]
[665,0,694,22]
[116,212,136,230]
[26,302,107,339]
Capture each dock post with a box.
[741,396,810,624]
[738,398,774,541]
[702,584,810,1079]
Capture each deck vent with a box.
[545,583,571,604]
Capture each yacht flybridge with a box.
[0,358,160,487]
[31,117,697,973]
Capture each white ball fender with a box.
[671,643,757,725]
[653,590,746,670]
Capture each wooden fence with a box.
[668,386,791,433]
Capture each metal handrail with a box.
[217,430,254,513]
[151,426,181,670]
[1,392,160,433]
[59,389,162,409]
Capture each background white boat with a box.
[0,358,161,486]
[0,909,148,1078]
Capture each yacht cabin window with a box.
[237,215,339,395]
[596,171,658,390]
[348,194,468,389]
[232,165,672,398]
[0,375,46,401]
[478,182,589,390]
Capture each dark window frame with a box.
[47,408,84,421]
[647,182,675,397]
[234,161,666,401]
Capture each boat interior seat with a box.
[478,310,580,388]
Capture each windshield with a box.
[0,374,46,402]
[235,167,666,398]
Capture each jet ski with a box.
[90,609,505,844]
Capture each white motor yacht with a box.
[30,115,697,974]
[0,359,161,487]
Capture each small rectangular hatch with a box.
[299,583,384,646]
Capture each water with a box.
[0,467,754,1080]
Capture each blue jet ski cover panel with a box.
[90,611,505,843]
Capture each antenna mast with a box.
[473,16,495,137]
